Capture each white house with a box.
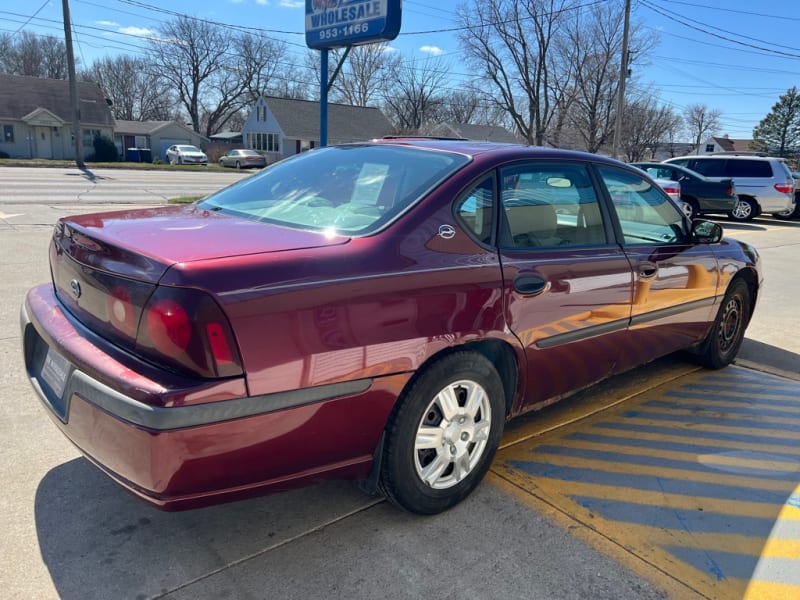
[241,96,394,163]
[699,136,756,154]
[114,120,209,162]
[0,74,115,160]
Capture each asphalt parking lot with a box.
[1,168,799,599]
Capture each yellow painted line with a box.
[663,396,800,414]
[498,450,799,493]
[587,425,800,457]
[630,404,800,426]
[601,415,800,442]
[534,437,800,474]
[486,472,708,600]
[495,476,800,521]
[743,580,800,600]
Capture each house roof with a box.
[712,137,754,152]
[264,96,393,142]
[0,74,114,127]
[428,122,520,144]
[114,120,208,141]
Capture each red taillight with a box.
[662,186,680,195]
[775,183,793,194]
[136,287,243,378]
[146,299,192,353]
[725,186,735,197]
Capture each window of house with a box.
[247,132,280,153]
[2,124,14,143]
[705,144,715,152]
[82,128,101,145]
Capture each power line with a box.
[10,0,48,35]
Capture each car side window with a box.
[456,176,495,244]
[690,159,726,177]
[499,163,607,249]
[598,167,686,245]
[725,159,772,177]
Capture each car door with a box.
[595,165,721,373]
[496,161,634,411]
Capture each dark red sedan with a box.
[22,140,761,514]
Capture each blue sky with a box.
[2,0,798,139]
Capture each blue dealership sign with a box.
[305,0,402,50]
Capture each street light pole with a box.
[62,0,84,168]
[612,0,631,160]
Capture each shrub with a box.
[91,135,119,162]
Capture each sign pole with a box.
[320,48,328,148]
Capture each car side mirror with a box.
[691,219,722,244]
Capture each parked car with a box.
[21,140,761,515]
[775,171,800,220]
[646,176,687,216]
[219,149,267,169]
[632,162,738,220]
[663,154,793,221]
[165,144,208,166]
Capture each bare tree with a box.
[558,1,656,153]
[0,31,70,79]
[83,55,176,121]
[382,55,450,133]
[684,104,722,154]
[147,18,288,135]
[327,43,400,107]
[457,0,575,145]
[620,96,682,161]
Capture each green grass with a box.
[167,196,204,204]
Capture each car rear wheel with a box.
[694,279,750,370]
[728,196,756,221]
[380,351,505,514]
[773,198,800,220]
[681,197,699,219]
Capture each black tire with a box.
[380,351,506,515]
[773,198,800,220]
[235,161,241,170]
[681,197,699,220]
[728,196,757,221]
[694,279,750,369]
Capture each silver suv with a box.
[663,154,794,221]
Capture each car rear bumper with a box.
[21,284,402,510]
[697,198,738,213]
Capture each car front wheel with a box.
[694,279,750,369]
[728,197,757,221]
[380,352,506,514]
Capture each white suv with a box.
[663,154,794,221]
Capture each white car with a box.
[165,145,208,166]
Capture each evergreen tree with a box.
[752,86,800,157]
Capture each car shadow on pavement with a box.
[34,459,379,600]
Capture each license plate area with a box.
[25,325,73,421]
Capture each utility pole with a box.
[612,0,631,160]
[62,0,84,168]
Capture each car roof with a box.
[365,137,625,167]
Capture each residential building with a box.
[699,136,755,154]
[0,74,114,160]
[241,96,394,163]
[114,120,209,162]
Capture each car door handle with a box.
[639,263,658,279]
[513,275,551,296]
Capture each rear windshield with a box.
[198,145,470,235]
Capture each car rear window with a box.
[723,159,773,178]
[198,144,470,235]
